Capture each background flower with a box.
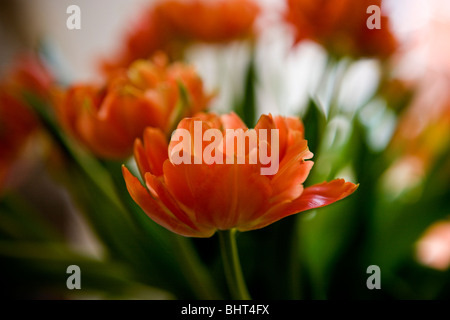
[55,53,212,159]
[102,0,261,74]
[284,0,397,59]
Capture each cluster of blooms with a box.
[102,0,261,75]
[3,0,409,237]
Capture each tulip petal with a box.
[254,113,276,133]
[240,179,358,231]
[134,139,151,178]
[274,116,305,159]
[221,112,248,130]
[163,161,237,229]
[270,157,313,205]
[76,101,132,159]
[134,127,168,178]
[122,166,210,237]
[144,172,201,232]
[267,129,313,204]
[142,127,168,176]
[163,159,272,231]
[294,179,359,210]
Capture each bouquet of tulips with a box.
[1,0,449,300]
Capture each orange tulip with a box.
[123,112,358,237]
[156,0,260,43]
[102,0,260,75]
[284,0,397,59]
[56,54,211,159]
[102,8,170,76]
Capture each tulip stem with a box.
[218,229,251,300]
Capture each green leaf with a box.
[302,97,327,155]
[0,193,62,241]
[234,55,257,128]
[0,241,173,299]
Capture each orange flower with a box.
[0,54,52,189]
[156,0,260,43]
[284,0,397,59]
[57,54,211,159]
[102,0,260,75]
[102,8,170,76]
[123,112,358,237]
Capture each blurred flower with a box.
[101,6,170,76]
[390,102,450,177]
[6,53,54,99]
[123,112,358,237]
[416,220,450,271]
[387,3,450,178]
[284,0,397,59]
[156,0,260,43]
[56,53,212,159]
[0,54,53,190]
[102,0,260,74]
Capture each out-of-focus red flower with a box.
[123,112,358,238]
[102,0,260,75]
[102,8,171,76]
[386,5,450,180]
[7,53,54,99]
[284,0,397,59]
[391,102,450,175]
[57,54,212,159]
[416,220,450,271]
[156,0,260,43]
[0,54,52,189]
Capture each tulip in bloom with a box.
[284,0,397,59]
[123,112,358,237]
[156,0,260,43]
[56,54,211,159]
[102,0,260,74]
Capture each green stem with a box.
[218,229,251,300]
[235,47,257,128]
[172,235,222,300]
